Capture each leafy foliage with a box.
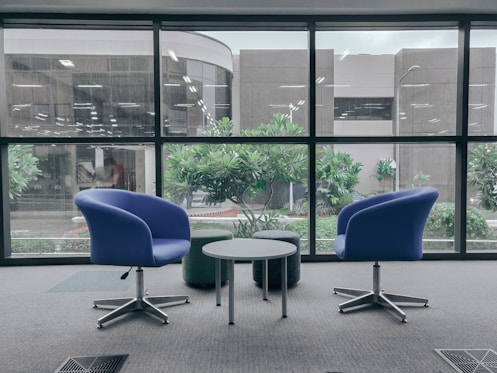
[315,146,362,215]
[468,144,497,211]
[164,113,307,237]
[285,216,338,252]
[413,170,430,187]
[424,202,494,249]
[376,158,396,192]
[234,210,284,238]
[8,144,42,200]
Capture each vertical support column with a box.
[136,267,144,303]
[373,261,381,301]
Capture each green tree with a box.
[468,144,497,210]
[164,113,307,236]
[8,144,42,200]
[315,146,362,214]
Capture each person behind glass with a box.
[104,157,125,189]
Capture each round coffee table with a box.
[202,238,296,325]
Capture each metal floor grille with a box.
[435,349,497,373]
[54,355,128,373]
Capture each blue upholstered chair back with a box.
[333,187,439,261]
[74,189,190,267]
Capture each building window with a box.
[3,18,497,262]
[334,98,393,120]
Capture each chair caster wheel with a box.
[93,304,98,309]
[424,303,429,307]
[185,299,190,304]
[339,309,344,313]
[97,323,103,329]
[163,320,169,325]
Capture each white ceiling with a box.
[0,0,496,15]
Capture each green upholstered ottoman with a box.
[252,230,301,289]
[183,229,233,287]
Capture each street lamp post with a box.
[287,102,300,211]
[395,65,420,191]
[269,100,305,211]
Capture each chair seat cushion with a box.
[333,234,346,259]
[152,238,191,266]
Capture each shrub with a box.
[233,211,285,238]
[8,144,42,200]
[376,158,396,192]
[285,216,338,252]
[11,228,91,254]
[468,144,497,211]
[59,227,90,253]
[283,202,495,253]
[316,147,362,215]
[10,232,55,254]
[424,202,495,249]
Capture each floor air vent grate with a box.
[435,349,497,373]
[54,355,128,373]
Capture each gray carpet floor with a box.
[1,260,496,373]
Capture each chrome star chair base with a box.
[93,267,189,328]
[333,261,428,323]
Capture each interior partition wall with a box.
[1,15,497,265]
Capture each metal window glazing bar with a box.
[153,21,164,198]
[454,20,471,255]
[308,22,317,256]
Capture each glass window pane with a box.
[9,143,155,256]
[313,143,454,254]
[162,31,308,136]
[316,29,459,137]
[5,29,154,137]
[163,142,308,252]
[468,30,497,136]
[467,142,497,251]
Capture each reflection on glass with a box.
[468,30,497,136]
[9,144,155,256]
[314,143,454,254]
[163,141,309,251]
[162,31,233,136]
[316,29,459,137]
[163,31,308,136]
[467,143,497,251]
[5,29,154,137]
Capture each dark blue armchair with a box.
[332,187,439,322]
[74,189,191,328]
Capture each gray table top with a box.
[202,238,296,260]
